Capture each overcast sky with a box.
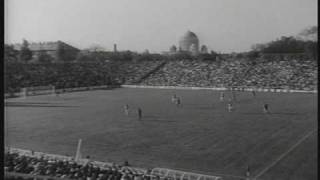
[5,0,317,53]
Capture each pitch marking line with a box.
[253,128,317,180]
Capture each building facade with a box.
[13,41,80,62]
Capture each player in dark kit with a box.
[137,108,142,119]
[176,97,181,107]
[263,104,270,113]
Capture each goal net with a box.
[21,85,56,97]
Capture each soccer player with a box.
[227,103,233,112]
[176,97,181,107]
[171,94,177,103]
[251,89,256,97]
[124,104,129,116]
[246,165,251,179]
[220,92,225,101]
[137,108,142,120]
[263,103,270,113]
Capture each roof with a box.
[12,41,79,51]
[183,31,198,39]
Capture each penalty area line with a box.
[253,128,317,180]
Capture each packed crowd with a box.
[140,59,317,90]
[4,152,156,180]
[113,61,164,84]
[4,57,317,93]
[4,61,163,93]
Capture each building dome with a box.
[179,31,199,53]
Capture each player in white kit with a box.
[171,94,177,103]
[124,104,129,116]
[227,103,234,112]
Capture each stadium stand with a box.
[4,151,150,180]
[140,58,317,90]
[4,149,222,180]
[114,61,165,84]
[4,61,164,94]
[4,57,317,95]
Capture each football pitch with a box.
[4,88,317,180]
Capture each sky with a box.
[5,0,318,53]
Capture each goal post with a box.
[20,85,56,97]
[151,168,222,180]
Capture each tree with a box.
[303,41,318,60]
[86,44,106,52]
[297,26,317,42]
[109,51,134,61]
[19,39,33,62]
[251,36,306,54]
[4,44,19,63]
[38,51,54,63]
[251,44,266,52]
[57,43,66,62]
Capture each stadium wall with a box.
[121,85,318,93]
[5,171,72,180]
[4,85,120,98]
[4,84,317,99]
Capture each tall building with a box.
[179,31,199,54]
[113,44,117,52]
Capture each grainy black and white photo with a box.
[4,0,317,180]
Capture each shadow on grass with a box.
[6,102,52,104]
[240,112,304,115]
[138,115,178,123]
[182,104,215,110]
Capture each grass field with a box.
[4,88,317,180]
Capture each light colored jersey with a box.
[228,104,233,112]
[124,105,129,115]
[171,96,177,103]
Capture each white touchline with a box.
[253,128,317,180]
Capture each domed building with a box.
[179,31,199,54]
